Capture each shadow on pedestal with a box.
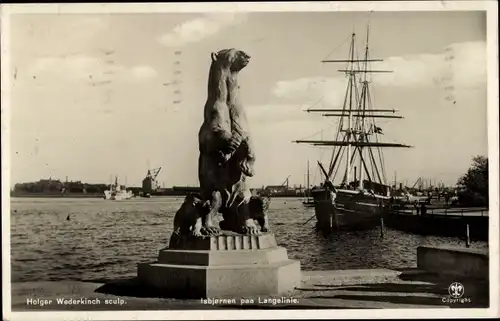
[136,232,301,299]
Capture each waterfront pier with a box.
[384,206,489,240]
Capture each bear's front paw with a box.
[201,225,221,236]
[241,219,260,235]
[191,228,204,238]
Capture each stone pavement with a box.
[10,268,489,311]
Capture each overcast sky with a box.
[8,10,487,188]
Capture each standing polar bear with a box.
[197,48,260,236]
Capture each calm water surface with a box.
[10,197,488,283]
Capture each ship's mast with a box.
[346,33,355,185]
[307,160,310,197]
[294,26,412,192]
[358,26,371,189]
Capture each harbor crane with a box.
[412,177,422,190]
[281,175,291,189]
[142,167,162,194]
[148,167,162,181]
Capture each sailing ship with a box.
[104,176,134,200]
[295,28,412,234]
[302,161,315,207]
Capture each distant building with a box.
[142,172,154,194]
[264,185,288,195]
[142,168,162,194]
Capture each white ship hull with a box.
[103,175,134,200]
[104,190,134,200]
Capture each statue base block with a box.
[137,232,301,298]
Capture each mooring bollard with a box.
[466,224,471,248]
[380,217,385,238]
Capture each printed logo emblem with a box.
[448,282,465,299]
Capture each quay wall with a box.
[417,245,489,280]
[383,212,488,240]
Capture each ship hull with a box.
[311,188,386,234]
[104,190,134,200]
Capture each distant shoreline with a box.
[9,193,303,199]
[10,193,104,199]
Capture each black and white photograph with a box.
[2,1,498,320]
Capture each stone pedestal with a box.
[137,232,301,298]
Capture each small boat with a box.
[302,199,315,207]
[104,176,134,200]
[295,28,412,235]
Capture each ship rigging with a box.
[295,27,412,194]
[294,26,413,234]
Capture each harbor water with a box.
[10,197,488,283]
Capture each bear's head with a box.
[178,193,208,217]
[249,195,271,218]
[211,48,251,72]
[184,192,201,205]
